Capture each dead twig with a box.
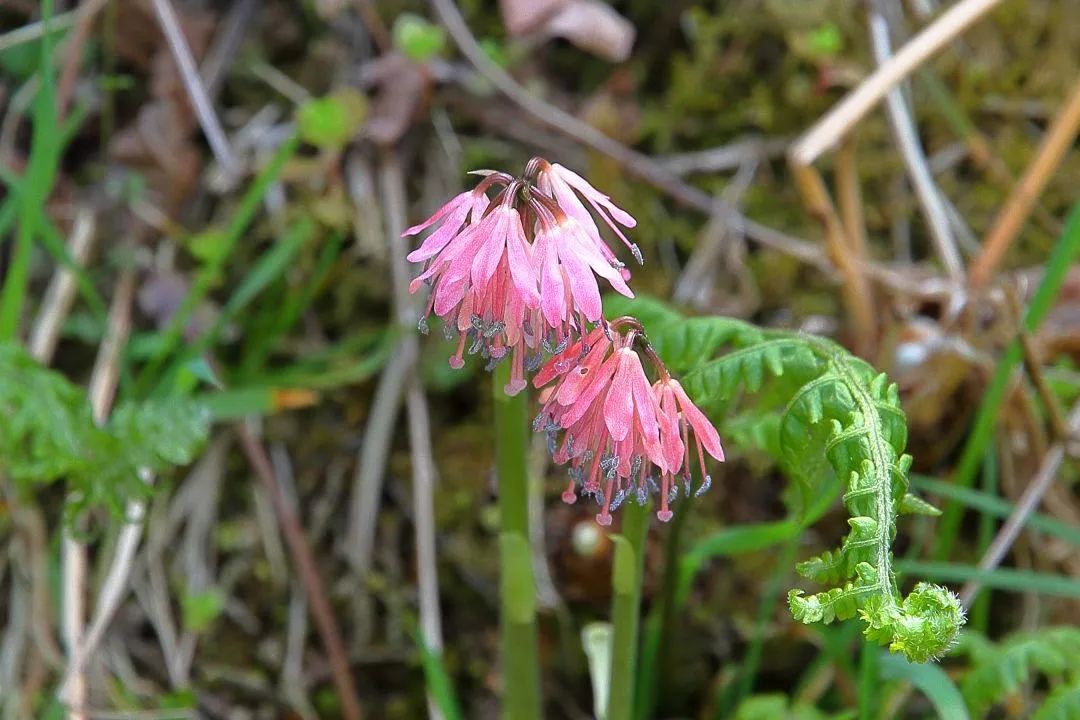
[788,161,876,357]
[236,423,364,720]
[868,9,964,282]
[835,135,869,260]
[56,0,111,121]
[792,0,1007,164]
[968,74,1080,286]
[427,0,818,263]
[958,400,1080,608]
[61,263,137,718]
[147,0,238,176]
[377,147,445,720]
[28,208,97,361]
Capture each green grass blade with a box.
[936,197,1080,560]
[678,520,796,606]
[0,0,59,340]
[135,132,301,393]
[898,561,1080,599]
[908,475,1080,547]
[879,651,969,720]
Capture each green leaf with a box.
[296,89,370,150]
[0,342,210,523]
[392,13,447,63]
[181,588,226,633]
[954,627,1080,717]
[616,294,963,663]
[879,651,970,720]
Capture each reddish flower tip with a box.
[657,510,674,522]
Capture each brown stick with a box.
[56,0,110,122]
[236,425,364,720]
[835,135,869,258]
[969,75,1080,286]
[790,161,876,357]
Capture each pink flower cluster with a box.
[405,158,723,523]
[532,323,724,525]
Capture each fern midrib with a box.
[827,350,896,608]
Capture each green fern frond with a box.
[603,295,963,663]
[1034,681,1080,720]
[0,342,211,522]
[957,627,1080,717]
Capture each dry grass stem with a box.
[61,266,137,718]
[237,423,364,720]
[869,10,964,281]
[148,0,238,175]
[835,135,869,258]
[968,74,1080,286]
[29,207,96,363]
[378,148,445,720]
[56,0,111,120]
[789,162,876,357]
[791,0,1006,164]
[958,401,1080,608]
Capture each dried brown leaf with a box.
[499,0,566,37]
[360,52,430,146]
[542,0,636,63]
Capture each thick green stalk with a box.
[492,364,541,720]
[935,197,1080,561]
[607,499,650,720]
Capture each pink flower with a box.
[530,158,641,269]
[404,158,647,395]
[653,378,725,521]
[408,179,542,395]
[404,185,493,263]
[531,199,634,338]
[534,321,725,524]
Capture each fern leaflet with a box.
[0,342,211,522]
[604,295,965,663]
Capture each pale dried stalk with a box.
[835,135,869,258]
[61,267,137,718]
[789,162,876,357]
[968,74,1080,286]
[377,148,444,720]
[958,401,1080,608]
[29,209,97,361]
[869,10,964,282]
[147,0,238,175]
[791,0,1006,164]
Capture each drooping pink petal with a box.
[538,233,567,329]
[559,241,603,322]
[603,349,638,441]
[655,383,685,474]
[551,163,637,228]
[470,210,509,289]
[505,212,540,308]
[670,379,724,461]
[406,193,478,262]
[403,190,471,237]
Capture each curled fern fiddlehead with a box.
[602,295,965,663]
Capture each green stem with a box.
[727,537,801,712]
[858,639,879,720]
[607,499,650,720]
[935,197,1080,561]
[971,448,998,633]
[492,364,541,720]
[634,506,686,720]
